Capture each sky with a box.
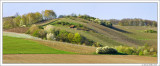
[3,3,158,21]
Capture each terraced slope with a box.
[36,18,145,47]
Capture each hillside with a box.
[32,17,156,48]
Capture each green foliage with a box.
[26,24,46,39]
[67,33,74,43]
[96,46,117,54]
[100,20,112,28]
[32,29,40,37]
[144,30,157,33]
[43,10,57,20]
[118,18,157,27]
[115,45,157,57]
[13,16,21,27]
[72,33,81,44]
[3,17,15,29]
[143,50,149,55]
[92,42,103,47]
[57,30,69,42]
[28,24,39,34]
[3,12,43,29]
[139,51,143,56]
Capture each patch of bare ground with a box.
[3,54,157,63]
[4,27,29,33]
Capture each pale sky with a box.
[3,3,158,21]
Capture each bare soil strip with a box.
[3,54,157,63]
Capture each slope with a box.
[37,17,144,47]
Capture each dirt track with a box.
[3,54,157,63]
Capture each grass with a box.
[35,17,157,48]
[113,25,157,48]
[3,36,75,54]
[3,17,157,54]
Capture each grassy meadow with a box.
[3,36,75,54]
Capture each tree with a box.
[35,12,43,22]
[3,17,14,29]
[43,10,57,20]
[20,15,27,26]
[94,18,101,24]
[58,15,65,18]
[13,16,21,27]
[73,33,81,44]
[26,13,35,25]
[68,33,74,42]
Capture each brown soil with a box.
[4,27,29,33]
[30,39,96,54]
[3,54,157,63]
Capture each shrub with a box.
[32,29,40,37]
[152,52,157,57]
[96,46,117,54]
[72,33,81,44]
[114,45,125,53]
[57,30,69,42]
[38,29,46,39]
[68,33,74,43]
[46,33,55,40]
[115,45,157,57]
[44,25,55,33]
[124,47,135,55]
[139,51,143,56]
[150,48,154,52]
[144,30,157,33]
[143,50,149,55]
[93,42,103,47]
[28,24,39,34]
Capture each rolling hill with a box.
[32,17,156,48]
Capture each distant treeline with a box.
[3,10,157,29]
[58,14,113,28]
[3,10,57,29]
[109,18,157,27]
[58,14,157,27]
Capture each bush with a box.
[115,46,135,55]
[124,47,135,55]
[144,30,157,33]
[115,45,157,57]
[114,45,125,53]
[32,29,40,37]
[96,46,117,54]
[143,50,149,55]
[139,51,143,56]
[44,25,55,33]
[38,29,46,39]
[67,33,74,43]
[93,42,103,47]
[28,24,39,34]
[72,33,81,44]
[46,33,55,40]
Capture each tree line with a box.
[108,18,157,27]
[3,10,57,29]
[58,14,113,28]
[58,14,157,27]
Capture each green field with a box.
[3,36,75,54]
